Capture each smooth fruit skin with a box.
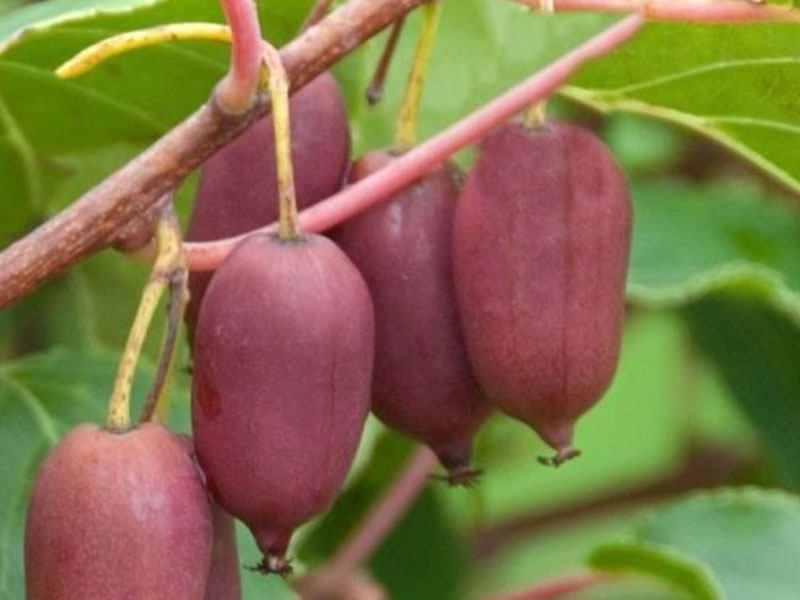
[191,233,374,571]
[185,73,351,340]
[333,151,491,478]
[176,434,242,600]
[24,423,213,600]
[205,502,242,600]
[453,122,631,456]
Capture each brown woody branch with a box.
[0,0,426,310]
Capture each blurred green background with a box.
[1,1,800,599]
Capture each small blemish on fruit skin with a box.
[195,368,222,420]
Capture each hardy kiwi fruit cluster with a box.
[24,71,631,598]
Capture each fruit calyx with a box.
[537,445,582,468]
[250,553,293,577]
[431,465,483,488]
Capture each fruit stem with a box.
[258,44,301,241]
[107,204,184,432]
[522,102,548,129]
[394,0,444,151]
[140,216,188,424]
[366,17,406,105]
[540,0,556,13]
[56,23,295,236]
[217,0,263,113]
[55,23,233,79]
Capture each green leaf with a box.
[626,179,800,318]
[603,114,685,176]
[591,488,800,600]
[0,0,312,230]
[591,541,723,600]
[683,291,800,488]
[567,22,800,194]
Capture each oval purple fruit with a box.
[185,73,350,340]
[25,423,213,600]
[191,233,374,573]
[334,150,491,482]
[453,122,631,464]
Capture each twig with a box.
[186,14,646,271]
[106,205,183,431]
[485,572,615,600]
[139,254,187,424]
[395,0,444,150]
[507,0,800,22]
[327,446,438,571]
[366,17,406,105]
[56,24,232,79]
[301,0,337,31]
[0,0,429,310]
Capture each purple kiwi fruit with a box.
[453,121,631,465]
[24,423,213,599]
[191,232,374,574]
[184,73,350,341]
[333,150,491,484]
[176,434,242,600]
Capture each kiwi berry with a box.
[453,121,631,465]
[334,150,491,484]
[24,423,213,599]
[184,73,350,341]
[191,232,374,574]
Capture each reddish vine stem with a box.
[186,14,645,271]
[216,0,263,112]
[0,0,428,311]
[327,446,438,572]
[485,573,615,600]
[510,0,800,22]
